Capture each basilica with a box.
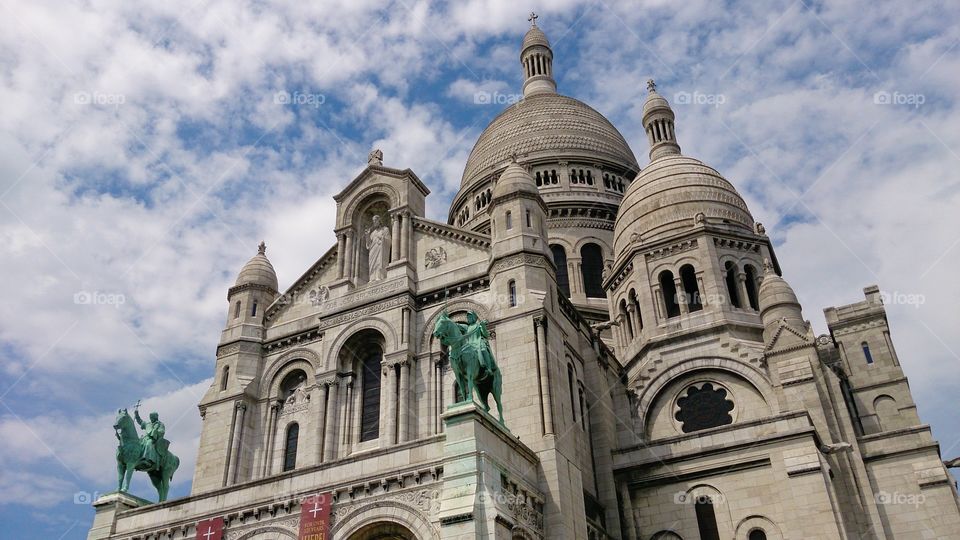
[87,17,960,540]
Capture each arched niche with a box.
[332,498,438,540]
[329,316,399,369]
[734,515,782,540]
[640,363,773,440]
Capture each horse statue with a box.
[433,310,505,424]
[113,407,180,502]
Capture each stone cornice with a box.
[412,217,491,248]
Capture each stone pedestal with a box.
[438,401,545,540]
[87,491,151,540]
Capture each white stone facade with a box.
[89,19,959,540]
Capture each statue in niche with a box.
[365,214,391,281]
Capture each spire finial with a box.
[258,241,266,255]
[528,11,538,26]
[646,79,657,93]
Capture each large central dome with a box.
[458,93,639,191]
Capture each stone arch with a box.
[573,235,611,255]
[234,527,297,539]
[648,259,678,278]
[341,183,401,230]
[650,531,683,539]
[873,394,901,432]
[329,316,399,369]
[264,348,322,392]
[734,515,782,540]
[635,357,775,425]
[419,300,492,352]
[332,499,438,540]
[267,359,318,400]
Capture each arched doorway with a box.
[347,521,417,540]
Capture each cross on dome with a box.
[528,11,538,26]
[647,79,657,93]
[257,241,266,255]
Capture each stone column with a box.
[652,285,666,322]
[339,375,353,455]
[535,317,554,435]
[337,232,347,279]
[316,383,329,463]
[391,213,401,263]
[386,363,398,444]
[227,401,246,485]
[696,274,707,308]
[737,271,750,310]
[619,482,638,540]
[261,401,280,477]
[323,378,339,461]
[343,231,354,280]
[399,359,411,443]
[626,304,640,337]
[400,211,412,261]
[675,276,689,316]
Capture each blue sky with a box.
[1,0,959,538]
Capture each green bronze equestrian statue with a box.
[433,310,505,424]
[113,402,180,502]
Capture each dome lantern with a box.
[642,79,681,160]
[521,12,557,97]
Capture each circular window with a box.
[675,382,735,433]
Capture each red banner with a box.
[298,492,332,540]
[196,517,224,540]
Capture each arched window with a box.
[679,264,702,312]
[508,280,517,307]
[505,211,513,230]
[581,243,605,298]
[725,261,742,308]
[282,423,299,472]
[359,347,383,442]
[748,529,768,540]
[551,245,570,298]
[234,300,242,319]
[659,271,681,318]
[578,385,586,429]
[567,364,577,422]
[250,300,258,318]
[220,365,229,391]
[629,289,643,330]
[862,342,874,364]
[619,299,634,340]
[744,264,759,311]
[525,209,532,228]
[695,496,721,540]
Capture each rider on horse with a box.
[134,404,169,473]
[457,312,495,373]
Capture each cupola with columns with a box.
[520,12,557,97]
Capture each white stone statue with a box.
[364,215,391,281]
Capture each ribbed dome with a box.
[235,242,278,291]
[493,162,538,199]
[522,25,550,50]
[458,93,639,192]
[758,263,800,315]
[614,155,754,257]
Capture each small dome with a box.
[642,90,671,117]
[235,242,278,291]
[522,25,550,50]
[493,162,538,199]
[758,261,800,314]
[613,155,754,257]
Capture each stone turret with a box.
[520,12,557,97]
